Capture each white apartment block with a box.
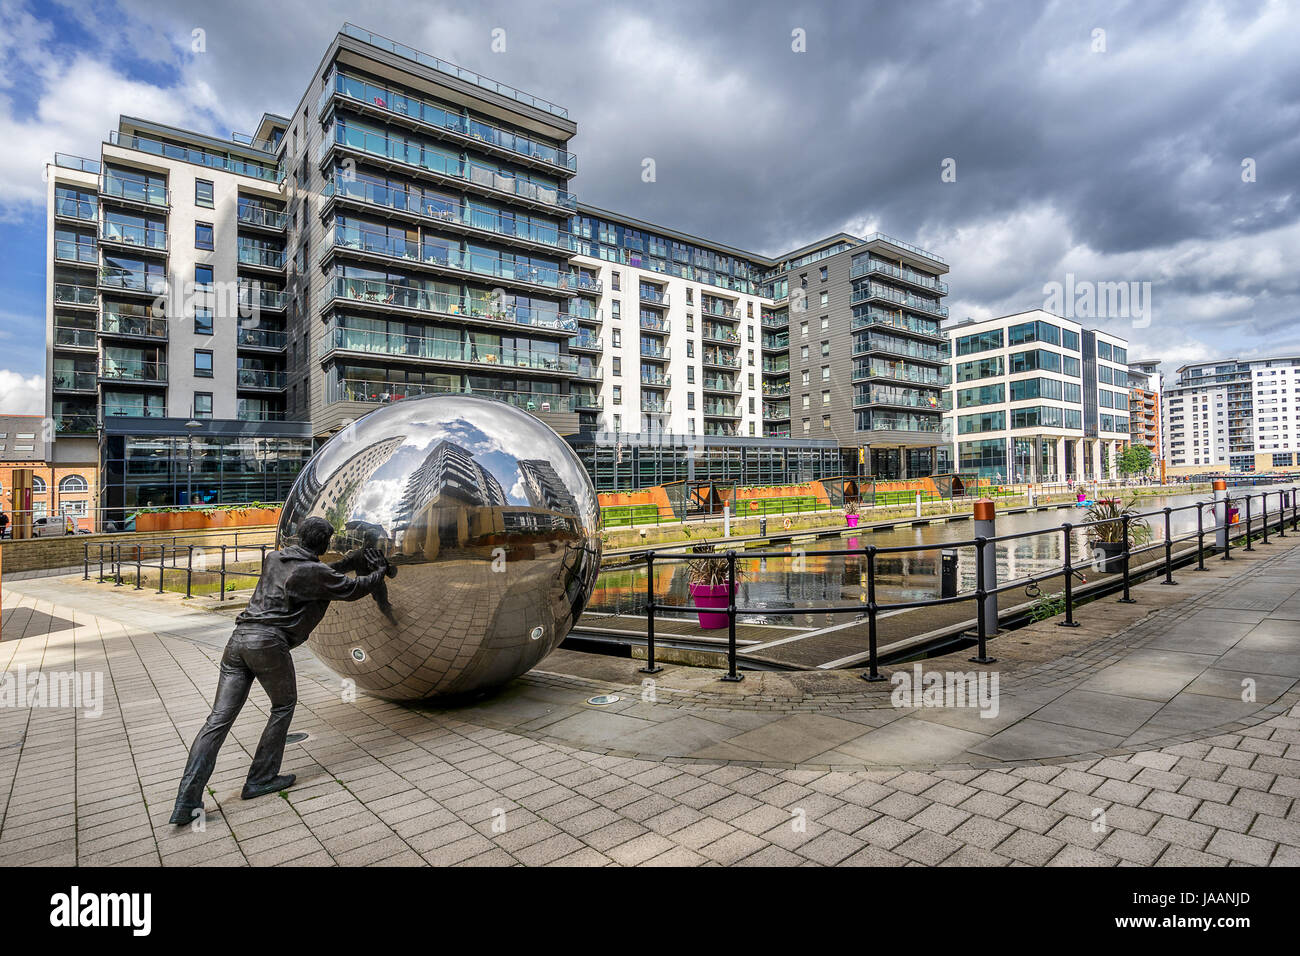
[943,310,1131,481]
[1162,355,1300,475]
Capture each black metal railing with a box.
[636,486,1299,682]
[85,533,270,600]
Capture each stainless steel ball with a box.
[278,395,602,700]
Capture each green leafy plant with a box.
[1028,591,1067,622]
[1084,495,1152,546]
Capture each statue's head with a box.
[297,516,334,557]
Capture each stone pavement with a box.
[2,543,1300,866]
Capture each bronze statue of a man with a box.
[169,516,395,826]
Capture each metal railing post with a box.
[720,550,743,682]
[1244,494,1254,551]
[134,545,142,589]
[639,551,661,674]
[114,545,122,586]
[1292,486,1298,532]
[1161,508,1177,585]
[219,544,227,599]
[157,545,166,594]
[863,544,885,680]
[83,544,89,581]
[1195,503,1208,571]
[1059,524,1080,628]
[1118,515,1136,603]
[1262,492,1270,545]
[970,536,996,664]
[98,544,104,582]
[186,545,194,599]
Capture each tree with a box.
[1118,444,1154,476]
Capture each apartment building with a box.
[0,414,99,531]
[942,310,1131,481]
[1161,355,1300,475]
[1127,359,1162,475]
[45,23,953,503]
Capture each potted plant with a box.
[686,543,743,630]
[844,499,861,528]
[1085,496,1151,572]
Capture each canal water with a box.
[587,486,1294,626]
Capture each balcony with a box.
[851,307,945,340]
[702,377,740,394]
[641,399,671,414]
[51,369,98,393]
[702,403,740,418]
[53,284,98,309]
[857,412,943,434]
[318,61,575,171]
[852,335,948,363]
[854,388,951,411]
[639,287,669,307]
[99,220,167,254]
[640,344,670,361]
[55,413,97,434]
[100,174,169,208]
[109,131,279,184]
[320,122,577,213]
[850,257,948,295]
[237,204,288,231]
[703,425,739,438]
[237,242,286,271]
[54,196,98,222]
[326,276,581,334]
[701,299,741,319]
[639,316,670,334]
[54,237,98,265]
[237,327,287,350]
[237,407,287,422]
[761,311,788,329]
[576,365,602,381]
[325,225,596,295]
[703,350,739,370]
[98,266,167,298]
[236,368,287,391]
[332,376,579,414]
[101,312,168,340]
[762,381,791,396]
[100,358,167,384]
[323,177,568,252]
[853,362,949,387]
[703,326,741,345]
[103,402,167,419]
[640,373,670,387]
[238,284,288,313]
[569,332,602,352]
[851,283,948,318]
[54,326,97,350]
[761,333,788,351]
[763,404,790,420]
[318,324,578,374]
[762,358,790,374]
[573,392,603,410]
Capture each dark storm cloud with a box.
[88,0,1300,369]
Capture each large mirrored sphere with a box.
[278,396,602,700]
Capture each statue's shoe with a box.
[169,804,203,826]
[240,773,296,800]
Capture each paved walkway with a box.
[2,543,1299,866]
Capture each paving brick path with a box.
[1,543,1299,866]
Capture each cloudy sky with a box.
[2,0,1297,413]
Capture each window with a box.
[956,329,1004,355]
[194,393,213,418]
[195,265,213,288]
[32,475,46,493]
[195,221,214,250]
[611,271,621,291]
[821,341,830,357]
[612,386,622,405]
[195,180,214,208]
[194,307,213,336]
[611,330,621,348]
[956,356,1004,382]
[612,357,621,376]
[821,366,830,381]
[59,474,88,494]
[1062,356,1081,377]
[819,267,828,281]
[194,350,213,378]
[687,393,695,410]
[958,411,1006,434]
[822,390,831,405]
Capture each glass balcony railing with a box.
[569,332,602,350]
[855,388,951,411]
[703,351,739,369]
[703,425,739,438]
[761,311,788,329]
[640,344,670,360]
[573,392,602,409]
[640,373,670,387]
[857,412,943,434]
[55,413,97,433]
[851,257,948,294]
[237,204,288,230]
[702,326,740,344]
[701,299,741,319]
[763,404,790,419]
[702,377,739,392]
[103,402,167,418]
[576,365,602,381]
[702,403,739,417]
[237,368,287,389]
[54,326,97,349]
[54,197,97,220]
[98,267,167,294]
[761,382,791,396]
[321,67,575,170]
[55,153,101,174]
[100,220,167,251]
[51,369,98,391]
[859,233,947,266]
[323,178,567,249]
[100,359,167,383]
[54,238,98,264]
[337,24,570,119]
[852,335,948,363]
[762,359,790,373]
[109,131,279,183]
[332,376,577,412]
[639,316,670,333]
[323,122,577,210]
[238,285,288,312]
[639,287,669,306]
[319,324,577,373]
[761,334,788,350]
[853,362,949,387]
[851,283,948,318]
[54,284,96,307]
[101,173,169,207]
[641,399,670,414]
[238,242,286,269]
[851,307,945,339]
[328,275,582,333]
[237,407,287,422]
[237,327,287,349]
[101,312,168,339]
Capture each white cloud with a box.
[0,370,45,415]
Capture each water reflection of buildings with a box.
[394,440,578,557]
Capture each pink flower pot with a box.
[689,582,734,630]
[846,514,860,528]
